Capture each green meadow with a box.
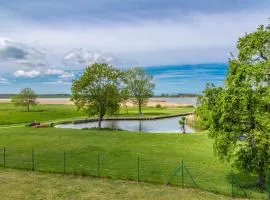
[0,103,268,199]
[0,126,266,199]
[0,103,194,126]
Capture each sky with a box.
[0,0,269,94]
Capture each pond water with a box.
[56,116,195,133]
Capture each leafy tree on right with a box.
[196,23,270,189]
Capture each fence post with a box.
[64,151,66,174]
[137,155,140,182]
[32,148,35,171]
[268,172,270,200]
[3,147,6,168]
[231,171,234,198]
[97,152,100,178]
[181,160,184,188]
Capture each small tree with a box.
[179,117,186,134]
[11,88,38,111]
[125,67,155,115]
[71,63,127,129]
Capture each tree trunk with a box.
[258,171,266,190]
[27,103,30,111]
[139,103,142,116]
[182,124,186,134]
[98,114,103,129]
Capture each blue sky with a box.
[0,0,269,94]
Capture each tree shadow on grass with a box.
[20,109,47,113]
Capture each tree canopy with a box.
[11,88,38,111]
[196,24,270,189]
[125,67,155,115]
[71,63,128,128]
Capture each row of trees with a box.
[71,64,155,128]
[10,66,155,122]
[196,24,270,189]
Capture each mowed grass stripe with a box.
[0,169,237,200]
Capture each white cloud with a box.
[62,48,130,66]
[14,70,41,78]
[0,77,9,84]
[42,80,71,85]
[13,68,74,79]
[58,72,74,78]
[44,69,74,78]
[44,69,64,75]
[0,9,269,68]
[0,37,47,67]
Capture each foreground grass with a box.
[0,127,266,199]
[0,169,235,200]
[0,103,194,126]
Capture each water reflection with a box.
[56,116,195,133]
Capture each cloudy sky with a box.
[0,0,269,94]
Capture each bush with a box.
[156,104,162,108]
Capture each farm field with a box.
[0,169,236,200]
[0,127,266,199]
[0,103,194,126]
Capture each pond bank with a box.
[60,112,194,125]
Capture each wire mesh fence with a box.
[0,146,269,199]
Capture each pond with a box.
[56,116,196,133]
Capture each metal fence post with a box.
[32,148,35,171]
[182,160,184,188]
[137,155,140,182]
[64,151,66,174]
[97,152,100,178]
[268,172,270,200]
[3,147,6,168]
[231,171,234,198]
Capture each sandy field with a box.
[0,98,192,107]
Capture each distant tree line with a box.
[157,93,200,98]
[0,94,71,99]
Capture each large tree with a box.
[125,67,155,115]
[71,63,127,128]
[11,88,38,111]
[196,24,270,189]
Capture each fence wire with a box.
[0,146,269,199]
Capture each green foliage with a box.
[11,88,38,111]
[71,63,128,128]
[125,67,155,115]
[178,117,186,133]
[196,23,270,189]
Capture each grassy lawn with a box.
[0,169,236,200]
[0,103,194,126]
[0,127,266,199]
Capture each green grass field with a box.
[0,103,268,199]
[0,127,266,199]
[0,169,235,200]
[0,103,194,126]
